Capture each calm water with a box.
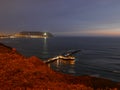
[0,37,120,82]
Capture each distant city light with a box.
[44,32,47,36]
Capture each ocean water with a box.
[0,37,120,82]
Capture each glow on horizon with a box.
[55,28,120,37]
[81,28,120,37]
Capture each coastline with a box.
[0,43,119,90]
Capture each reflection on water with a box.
[43,37,48,54]
[58,59,75,65]
[48,59,76,74]
[41,37,49,59]
[49,59,75,66]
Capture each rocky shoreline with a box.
[0,43,119,90]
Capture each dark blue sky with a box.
[0,0,120,36]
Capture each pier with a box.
[44,56,59,64]
[44,50,81,64]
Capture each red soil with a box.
[0,43,119,90]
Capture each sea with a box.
[0,37,120,82]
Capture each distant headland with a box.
[0,31,53,38]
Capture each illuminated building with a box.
[13,31,53,38]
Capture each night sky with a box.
[0,0,120,36]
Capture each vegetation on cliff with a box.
[0,43,119,90]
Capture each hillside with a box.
[0,43,119,90]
